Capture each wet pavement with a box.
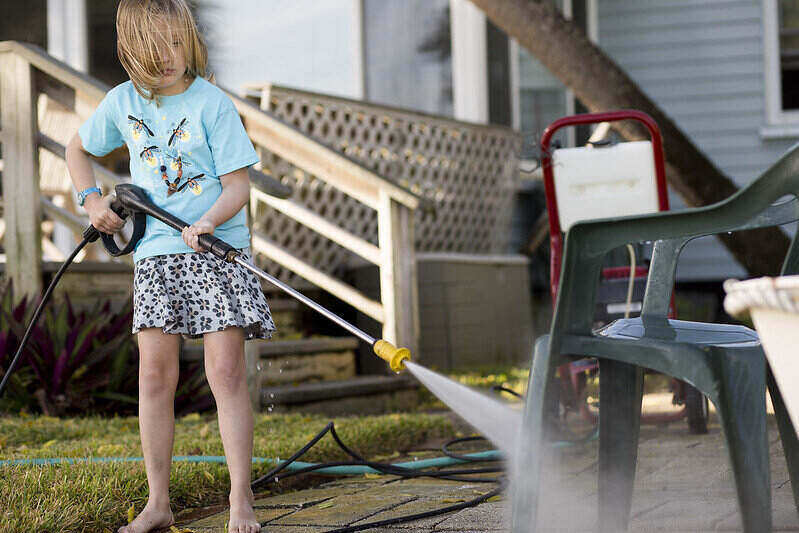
[180,397,799,532]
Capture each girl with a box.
[65,1,275,532]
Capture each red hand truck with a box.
[540,110,709,434]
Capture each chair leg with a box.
[512,335,556,533]
[598,359,643,533]
[767,364,799,513]
[714,350,770,532]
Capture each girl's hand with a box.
[182,218,216,252]
[85,195,125,235]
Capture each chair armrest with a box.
[641,198,799,317]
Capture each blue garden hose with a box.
[0,450,500,472]
[0,431,595,469]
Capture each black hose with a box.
[249,421,504,533]
[321,483,506,533]
[441,436,490,462]
[251,423,502,489]
[491,385,524,398]
[250,421,336,487]
[0,234,94,397]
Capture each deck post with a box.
[0,53,43,299]
[377,190,419,360]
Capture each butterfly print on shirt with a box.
[128,115,154,141]
[168,118,190,146]
[139,145,160,167]
[165,153,191,177]
[176,173,205,195]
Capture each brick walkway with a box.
[181,404,799,532]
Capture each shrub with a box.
[0,281,37,412]
[19,292,138,416]
[0,280,213,417]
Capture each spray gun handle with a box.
[114,184,239,262]
[81,197,130,243]
[109,197,128,219]
[196,233,240,262]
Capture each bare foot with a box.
[228,491,260,533]
[118,501,175,533]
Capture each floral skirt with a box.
[132,248,276,340]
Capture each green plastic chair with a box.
[512,143,799,533]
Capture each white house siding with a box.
[599,0,797,281]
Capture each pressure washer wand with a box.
[231,256,409,371]
[112,184,411,372]
[231,257,362,342]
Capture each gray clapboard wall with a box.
[598,0,797,280]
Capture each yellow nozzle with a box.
[373,340,411,372]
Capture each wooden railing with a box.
[0,41,420,357]
[228,94,423,349]
[0,41,113,297]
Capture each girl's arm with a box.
[65,133,125,234]
[182,167,250,252]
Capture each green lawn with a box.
[0,411,453,532]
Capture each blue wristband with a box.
[78,186,102,206]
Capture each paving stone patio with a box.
[180,406,799,532]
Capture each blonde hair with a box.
[116,0,208,103]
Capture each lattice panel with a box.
[250,148,375,288]
[249,85,521,285]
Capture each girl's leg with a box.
[119,328,180,533]
[204,327,259,533]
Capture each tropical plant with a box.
[16,294,136,416]
[0,278,216,417]
[0,281,37,412]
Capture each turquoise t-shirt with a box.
[78,77,259,263]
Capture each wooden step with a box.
[259,337,359,386]
[262,296,301,313]
[180,336,358,361]
[181,335,360,387]
[259,336,358,356]
[181,336,420,415]
[261,375,419,416]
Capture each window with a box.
[763,0,799,132]
[779,3,799,110]
[513,0,569,148]
[509,0,597,153]
[363,0,453,116]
